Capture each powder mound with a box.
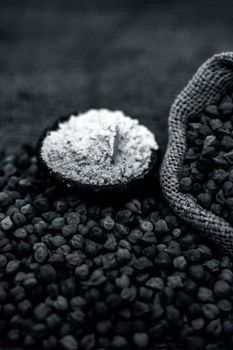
[41,109,158,185]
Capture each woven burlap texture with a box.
[160,52,233,255]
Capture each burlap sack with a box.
[160,52,233,255]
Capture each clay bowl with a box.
[36,114,160,202]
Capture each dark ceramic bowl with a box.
[36,114,160,201]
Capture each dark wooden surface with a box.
[1,1,233,349]
[1,0,233,156]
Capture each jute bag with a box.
[160,52,233,255]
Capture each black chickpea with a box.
[0,145,233,349]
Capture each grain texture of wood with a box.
[2,0,233,156]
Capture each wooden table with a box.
[2,0,233,156]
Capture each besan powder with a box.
[41,109,158,185]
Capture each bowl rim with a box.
[36,111,160,195]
